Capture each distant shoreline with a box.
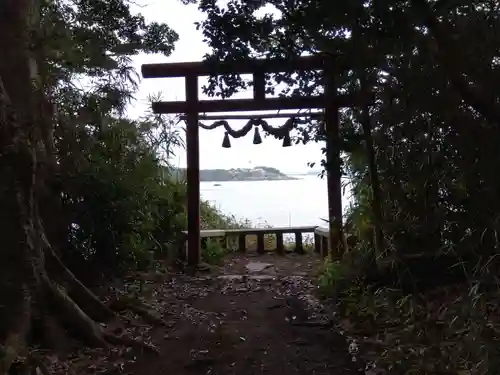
[174,166,298,182]
[207,176,300,183]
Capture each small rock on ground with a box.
[245,261,273,272]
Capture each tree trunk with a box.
[0,0,43,352]
[0,2,151,373]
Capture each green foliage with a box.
[42,0,179,119]
[200,201,251,230]
[201,240,227,265]
[58,115,249,276]
[34,0,252,277]
[329,284,500,374]
[317,248,373,298]
[60,119,181,273]
[317,258,344,297]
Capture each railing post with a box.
[314,233,321,253]
[294,232,304,254]
[238,234,246,252]
[276,233,285,254]
[257,233,265,254]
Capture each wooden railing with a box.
[181,226,331,258]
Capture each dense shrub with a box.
[57,118,246,278]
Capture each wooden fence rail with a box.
[180,226,331,260]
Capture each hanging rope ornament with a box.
[253,126,262,144]
[282,131,292,147]
[196,115,317,148]
[221,132,231,148]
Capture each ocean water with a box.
[200,174,352,228]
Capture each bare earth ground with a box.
[50,253,361,375]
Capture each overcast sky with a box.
[128,1,325,173]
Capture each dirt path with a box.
[53,253,359,375]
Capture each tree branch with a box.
[410,0,500,124]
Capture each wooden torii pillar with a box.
[141,55,367,266]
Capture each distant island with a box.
[306,169,322,176]
[172,166,297,182]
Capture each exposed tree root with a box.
[46,248,116,322]
[125,305,166,327]
[1,276,160,374]
[290,320,334,329]
[103,332,160,355]
[32,360,51,375]
[0,285,31,375]
[9,349,61,375]
[38,313,71,352]
[26,351,52,375]
[110,296,166,327]
[31,231,159,364]
[41,273,107,347]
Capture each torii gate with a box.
[141,55,369,267]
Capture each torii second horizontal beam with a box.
[179,112,324,121]
[152,92,369,114]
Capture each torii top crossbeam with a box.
[141,54,367,268]
[142,54,326,78]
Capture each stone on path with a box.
[245,261,273,273]
[218,274,276,281]
[217,274,243,281]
